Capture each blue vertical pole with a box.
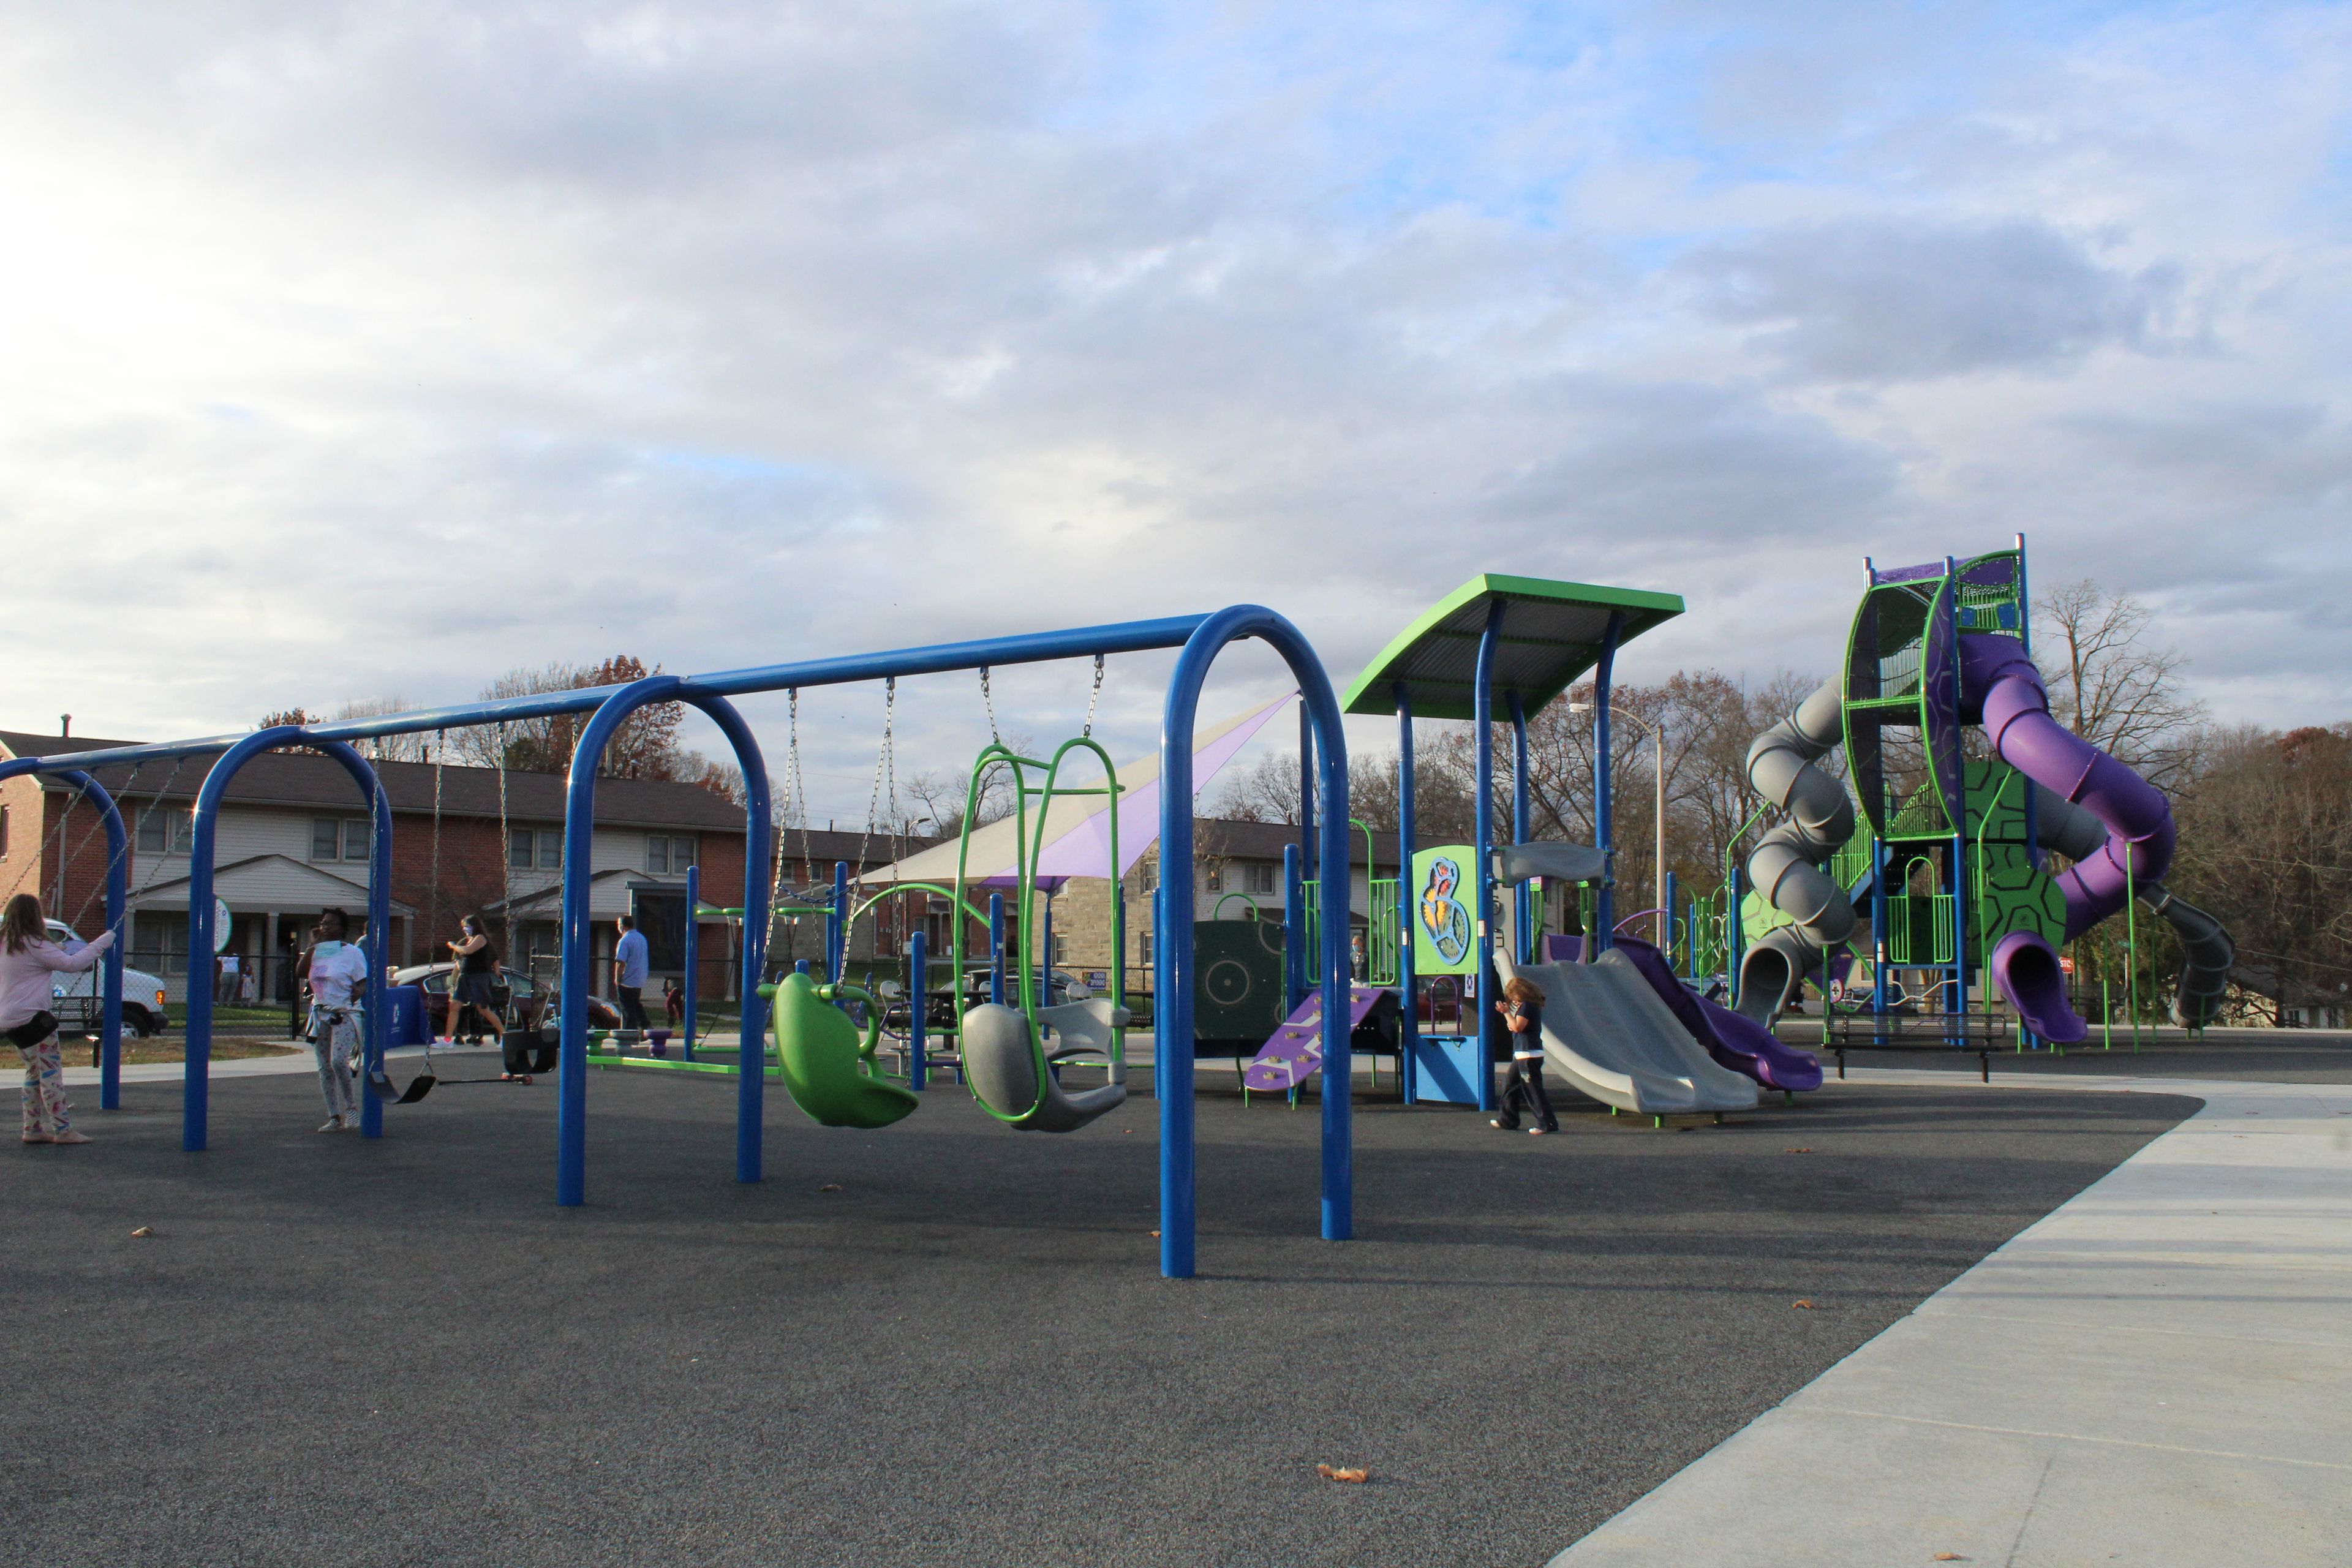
[1041,891,1055,1005]
[56,772,126,1110]
[1283,842,1303,1012]
[1592,611,1624,954]
[683,862,699,1053]
[909,928,928,1090]
[1472,601,1506,1114]
[1395,684,1417,1103]
[356,768,391,1140]
[829,861,848,984]
[988,893,1006,1005]
[1509,692,1531,965]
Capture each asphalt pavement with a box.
[0,1066,2193,1567]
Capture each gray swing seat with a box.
[960,1002,1129,1133]
[1491,840,1607,886]
[1036,997,1131,1087]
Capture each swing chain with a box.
[979,666,1000,745]
[1082,653,1105,739]
[494,720,513,975]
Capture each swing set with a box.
[0,606,1356,1280]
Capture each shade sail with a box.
[863,691,1298,891]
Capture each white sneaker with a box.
[318,1118,342,1133]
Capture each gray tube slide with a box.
[1736,677,1856,1023]
[2032,786,2234,1028]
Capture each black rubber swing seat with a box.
[502,1028,559,1079]
[368,1064,436,1104]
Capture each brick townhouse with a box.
[0,726,921,1005]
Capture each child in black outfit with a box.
[1491,975,1558,1134]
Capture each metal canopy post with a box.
[1158,605,1352,1278]
[1393,684,1418,1102]
[1283,842,1304,1011]
[1591,611,1625,954]
[1508,691,1531,965]
[1471,601,1506,1110]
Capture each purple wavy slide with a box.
[1960,633,2176,1044]
[1610,935,1824,1093]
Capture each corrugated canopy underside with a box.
[1341,575,1684,720]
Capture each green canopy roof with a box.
[1340,575,1684,720]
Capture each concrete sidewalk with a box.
[1553,1069,2352,1567]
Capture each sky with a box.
[2,1,2346,823]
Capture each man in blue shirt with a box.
[612,914,650,1032]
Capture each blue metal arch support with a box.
[183,729,391,1151]
[1156,606,1352,1280]
[0,762,129,1108]
[556,677,771,1207]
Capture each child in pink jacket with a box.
[1,893,116,1145]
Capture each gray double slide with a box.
[1497,950,1758,1116]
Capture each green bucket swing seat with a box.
[761,971,919,1130]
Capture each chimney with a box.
[59,714,70,738]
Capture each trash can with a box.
[385,985,428,1047]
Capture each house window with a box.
[140,807,193,854]
[538,831,561,870]
[1205,865,1223,892]
[646,834,696,874]
[510,827,534,869]
[1140,929,1154,967]
[342,820,369,861]
[1050,933,1068,966]
[1,803,9,857]
[1243,862,1277,894]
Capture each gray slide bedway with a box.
[1496,948,1759,1116]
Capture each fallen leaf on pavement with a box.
[1793,1299,1817,1310]
[819,1183,843,1193]
[1316,1465,1369,1483]
[130,1226,153,1238]
[1932,1555,1965,1562]
[1784,1147,1813,1154]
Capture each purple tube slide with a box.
[1611,936,1823,1092]
[1958,633,2177,1042]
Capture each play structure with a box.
[1333,574,1812,1119]
[0,609,1358,1280]
[1725,537,2235,1057]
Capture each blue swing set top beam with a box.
[0,609,1347,1281]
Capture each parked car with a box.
[45,920,171,1037]
[388,960,620,1039]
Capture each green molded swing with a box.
[761,972,919,1129]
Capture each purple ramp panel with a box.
[1610,936,1823,1093]
[1243,984,1392,1093]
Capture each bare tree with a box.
[899,736,1033,839]
[2169,722,2352,1025]
[2035,579,2206,789]
[450,655,689,778]
[330,697,431,763]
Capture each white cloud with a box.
[0,0,2345,814]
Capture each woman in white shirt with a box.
[0,893,115,1146]
[296,908,371,1132]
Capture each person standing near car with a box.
[1,893,113,1146]
[297,908,369,1132]
[612,914,650,1033]
[445,914,503,1044]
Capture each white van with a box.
[43,920,172,1038]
